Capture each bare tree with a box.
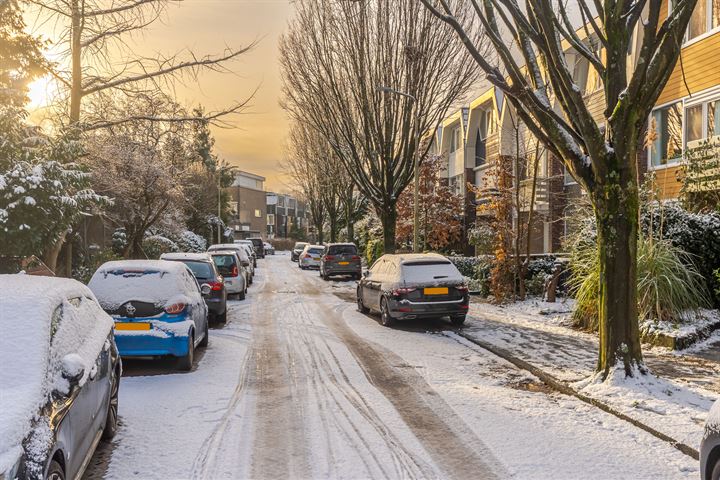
[421,0,698,378]
[28,0,254,127]
[280,0,480,253]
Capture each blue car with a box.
[89,260,209,371]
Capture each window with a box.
[450,126,462,153]
[267,214,275,226]
[572,57,589,94]
[684,98,720,149]
[676,0,720,42]
[686,104,704,144]
[650,102,683,167]
[475,108,492,167]
[254,209,261,218]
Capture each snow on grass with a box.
[641,309,720,339]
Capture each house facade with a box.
[227,171,267,239]
[266,192,308,239]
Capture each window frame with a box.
[672,0,720,47]
[648,99,685,170]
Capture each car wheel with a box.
[380,298,394,327]
[712,459,720,480]
[238,289,246,301]
[218,308,228,323]
[357,288,369,314]
[101,366,120,440]
[177,334,195,371]
[450,315,466,326]
[47,460,65,480]
[199,321,209,348]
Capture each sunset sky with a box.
[27,0,296,192]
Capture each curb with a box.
[448,330,700,461]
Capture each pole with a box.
[217,173,222,243]
[413,101,421,253]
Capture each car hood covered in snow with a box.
[0,275,113,473]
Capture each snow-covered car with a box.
[263,242,275,255]
[291,242,308,262]
[209,244,253,285]
[356,253,469,327]
[0,275,120,480]
[88,260,209,371]
[320,243,362,280]
[209,250,248,300]
[234,240,257,267]
[299,244,324,270]
[160,252,228,323]
[701,400,720,480]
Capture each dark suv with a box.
[247,237,265,259]
[320,243,362,280]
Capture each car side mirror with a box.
[61,354,85,391]
[200,284,212,296]
[362,270,369,278]
[242,260,250,267]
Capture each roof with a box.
[383,253,449,265]
[160,252,213,262]
[94,259,189,275]
[233,170,266,182]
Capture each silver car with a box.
[208,244,253,287]
[701,399,720,480]
[299,244,324,270]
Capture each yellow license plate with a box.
[424,287,448,295]
[115,322,151,331]
[338,261,350,265]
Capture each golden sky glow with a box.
[27,0,295,192]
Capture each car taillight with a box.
[165,303,186,314]
[230,265,239,277]
[209,280,223,291]
[324,255,335,261]
[391,287,416,297]
[351,255,361,261]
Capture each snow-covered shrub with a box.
[447,256,492,277]
[175,230,207,253]
[111,228,128,255]
[142,235,179,259]
[467,223,495,255]
[642,202,720,306]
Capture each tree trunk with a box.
[593,154,644,378]
[345,202,354,243]
[43,231,67,275]
[380,205,397,254]
[70,0,82,124]
[314,221,324,245]
[329,217,337,243]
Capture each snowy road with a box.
[84,253,699,479]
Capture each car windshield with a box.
[181,261,214,279]
[211,255,236,275]
[89,269,178,309]
[400,261,463,284]
[328,245,357,255]
[250,239,262,247]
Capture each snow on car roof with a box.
[0,275,112,468]
[210,243,245,249]
[88,260,194,310]
[160,252,212,262]
[384,253,449,265]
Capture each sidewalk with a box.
[463,299,720,450]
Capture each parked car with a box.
[209,244,253,285]
[89,260,209,371]
[356,253,469,327]
[235,239,257,267]
[209,250,247,300]
[0,275,120,480]
[264,242,275,255]
[701,400,720,480]
[248,237,265,259]
[299,244,325,270]
[320,243,362,280]
[291,242,308,262]
[160,252,228,323]
[238,244,257,278]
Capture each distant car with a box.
[299,244,324,270]
[701,400,720,480]
[234,239,257,267]
[89,260,209,371]
[291,242,308,262]
[248,237,265,259]
[0,275,120,480]
[264,242,275,255]
[160,252,228,323]
[320,243,362,280]
[209,244,253,285]
[209,251,248,300]
[356,253,469,327]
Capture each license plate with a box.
[338,261,350,265]
[312,256,320,260]
[115,322,151,331]
[424,287,448,295]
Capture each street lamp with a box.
[377,86,421,253]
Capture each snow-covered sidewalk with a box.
[465,299,720,451]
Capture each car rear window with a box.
[400,261,463,284]
[294,243,308,250]
[308,248,324,255]
[250,239,263,247]
[211,254,236,275]
[89,269,179,309]
[328,245,357,255]
[181,261,214,279]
